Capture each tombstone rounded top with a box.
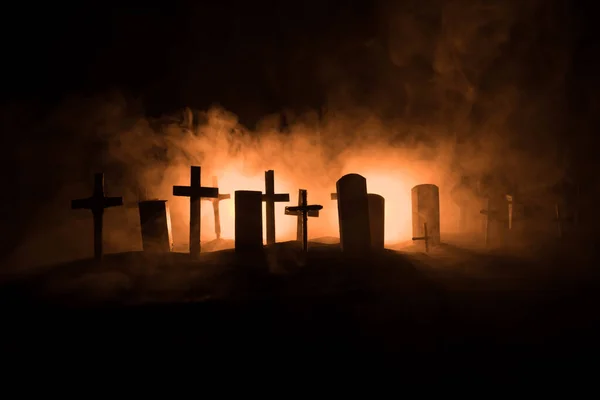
[337,173,366,183]
[367,193,384,201]
[412,184,439,192]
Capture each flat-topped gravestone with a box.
[411,184,440,246]
[202,176,230,240]
[138,200,173,253]
[368,193,385,250]
[235,191,263,253]
[173,166,218,257]
[71,173,123,260]
[336,173,371,254]
[262,170,290,245]
[285,189,322,252]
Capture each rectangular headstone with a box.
[235,191,263,252]
[138,200,173,253]
[336,173,371,254]
[411,184,441,246]
[368,193,385,250]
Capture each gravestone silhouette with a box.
[336,174,371,254]
[138,200,173,253]
[235,191,263,252]
[202,176,230,240]
[262,170,290,245]
[367,194,385,250]
[411,184,441,246]
[285,189,323,251]
[173,166,218,257]
[71,173,123,260]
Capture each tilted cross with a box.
[262,170,290,245]
[412,222,430,253]
[285,189,323,252]
[71,173,123,260]
[201,176,230,240]
[173,166,218,257]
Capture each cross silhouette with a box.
[285,189,323,252]
[173,166,218,256]
[412,222,430,253]
[202,176,230,240]
[71,173,123,260]
[262,170,290,245]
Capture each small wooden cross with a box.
[285,189,323,252]
[173,166,218,257]
[71,173,123,260]
[201,176,230,240]
[262,170,290,245]
[412,222,430,253]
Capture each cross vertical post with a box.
[412,222,429,253]
[71,173,123,260]
[262,170,290,245]
[173,166,219,257]
[285,189,323,252]
[202,176,230,240]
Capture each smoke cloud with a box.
[2,0,575,270]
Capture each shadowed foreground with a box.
[1,238,599,368]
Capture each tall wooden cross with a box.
[173,166,218,257]
[71,173,123,260]
[262,170,290,245]
[285,189,323,252]
[202,176,230,240]
[412,222,430,253]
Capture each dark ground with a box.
[1,236,599,371]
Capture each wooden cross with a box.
[262,170,290,245]
[412,222,430,253]
[201,176,230,240]
[287,189,320,242]
[285,189,323,252]
[173,166,218,257]
[71,173,123,260]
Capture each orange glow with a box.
[167,158,448,247]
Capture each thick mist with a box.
[2,0,574,270]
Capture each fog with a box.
[2,0,576,269]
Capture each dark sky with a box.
[2,2,376,120]
[2,2,598,120]
[0,1,598,261]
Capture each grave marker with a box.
[235,191,264,252]
[202,176,230,240]
[480,195,510,246]
[411,184,441,247]
[285,189,323,251]
[412,222,430,253]
[71,173,123,260]
[288,189,320,241]
[138,200,173,252]
[336,174,371,254]
[262,170,290,245]
[368,194,385,250]
[173,166,218,257]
